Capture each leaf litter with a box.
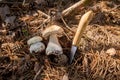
[0,0,120,80]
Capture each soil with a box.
[0,0,120,80]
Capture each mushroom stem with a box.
[46,34,63,55]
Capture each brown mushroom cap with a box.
[42,25,64,38]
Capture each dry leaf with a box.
[5,16,16,26]
[0,5,10,20]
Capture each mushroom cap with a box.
[29,42,45,53]
[42,25,64,38]
[27,36,43,46]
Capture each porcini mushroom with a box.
[42,25,64,55]
[27,36,43,46]
[27,36,45,53]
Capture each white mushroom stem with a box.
[46,34,63,55]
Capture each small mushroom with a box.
[27,36,45,53]
[42,25,63,55]
[27,36,43,46]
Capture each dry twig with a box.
[60,15,74,32]
[33,66,44,80]
[62,0,88,17]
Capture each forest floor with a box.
[0,0,120,80]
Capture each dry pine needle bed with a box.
[0,0,120,80]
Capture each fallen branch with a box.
[62,0,88,17]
